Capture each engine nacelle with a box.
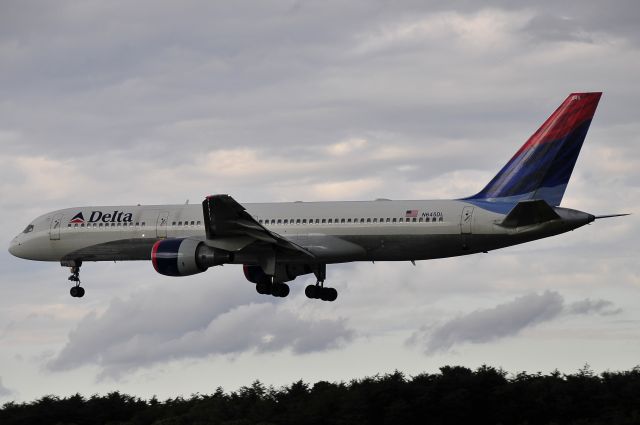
[152,238,232,277]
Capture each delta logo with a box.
[70,211,133,224]
[69,212,85,224]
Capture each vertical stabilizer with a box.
[467,92,602,206]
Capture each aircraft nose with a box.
[9,237,22,258]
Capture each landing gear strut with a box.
[64,261,85,298]
[305,264,338,302]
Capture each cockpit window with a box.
[22,224,34,234]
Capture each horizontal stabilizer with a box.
[500,200,560,228]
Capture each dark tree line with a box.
[2,365,639,425]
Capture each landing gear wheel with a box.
[256,281,272,295]
[305,285,319,299]
[305,282,337,301]
[70,286,85,298]
[322,287,338,302]
[272,283,290,298]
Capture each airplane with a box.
[9,92,627,301]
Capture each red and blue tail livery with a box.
[467,92,602,206]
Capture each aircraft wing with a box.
[201,194,315,257]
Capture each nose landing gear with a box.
[62,260,85,298]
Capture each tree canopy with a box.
[2,365,639,425]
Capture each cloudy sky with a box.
[1,0,638,402]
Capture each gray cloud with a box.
[46,282,354,379]
[0,377,14,398]
[409,292,622,353]
[567,299,622,316]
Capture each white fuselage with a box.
[8,199,590,265]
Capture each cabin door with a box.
[50,214,64,240]
[156,211,169,238]
[460,206,474,234]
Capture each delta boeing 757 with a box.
[9,92,627,301]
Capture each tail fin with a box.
[467,92,602,206]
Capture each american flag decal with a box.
[405,209,418,218]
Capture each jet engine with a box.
[151,238,232,276]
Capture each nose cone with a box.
[9,237,25,258]
[9,239,18,257]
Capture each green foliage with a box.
[2,365,639,425]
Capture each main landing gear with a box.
[305,264,338,302]
[252,264,338,301]
[63,261,85,298]
[255,280,290,298]
[305,282,338,302]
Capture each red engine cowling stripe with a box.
[151,240,162,273]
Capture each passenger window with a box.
[99,223,104,227]
[413,218,417,222]
[439,217,444,222]
[117,223,121,226]
[386,218,390,223]
[197,221,201,225]
[347,218,352,223]
[360,218,365,223]
[141,222,145,226]
[135,222,139,226]
[419,217,423,222]
[80,223,85,227]
[392,218,397,223]
[178,221,182,225]
[367,218,371,223]
[399,218,403,223]
[302,219,307,224]
[172,222,176,226]
[373,218,377,223]
[278,219,283,224]
[67,224,71,228]
[191,221,195,225]
[74,224,78,227]
[341,218,345,223]
[328,219,333,223]
[315,219,320,224]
